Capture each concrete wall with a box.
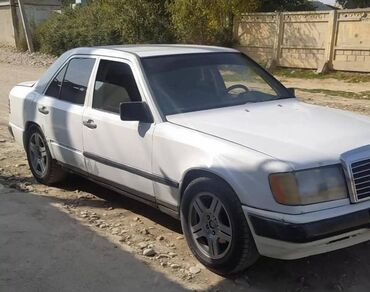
[0,2,16,46]
[0,0,61,49]
[22,0,61,26]
[332,10,370,72]
[234,12,277,65]
[234,8,370,72]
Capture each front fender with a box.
[152,122,291,212]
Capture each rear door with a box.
[39,56,96,170]
[82,58,155,202]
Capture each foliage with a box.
[273,68,370,83]
[111,0,174,45]
[298,88,370,100]
[35,0,317,55]
[336,0,370,8]
[34,3,116,55]
[168,0,313,46]
[167,0,259,45]
[61,0,74,7]
[34,0,174,55]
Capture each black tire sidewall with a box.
[181,176,257,275]
[26,126,53,184]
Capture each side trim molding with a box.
[50,139,80,153]
[58,161,180,218]
[83,151,179,188]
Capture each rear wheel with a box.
[26,125,67,185]
[181,177,259,276]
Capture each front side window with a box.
[141,53,292,115]
[93,60,142,114]
[59,58,95,105]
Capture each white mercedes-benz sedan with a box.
[8,45,370,276]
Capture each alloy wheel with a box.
[188,192,233,260]
[29,132,48,177]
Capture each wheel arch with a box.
[23,121,42,150]
[179,168,240,203]
[178,167,260,274]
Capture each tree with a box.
[35,0,318,54]
[61,0,74,7]
[168,0,314,46]
[110,0,174,44]
[34,0,174,55]
[168,0,259,45]
[337,0,370,8]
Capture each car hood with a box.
[166,99,370,169]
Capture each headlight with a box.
[269,165,348,205]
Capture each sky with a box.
[317,0,336,5]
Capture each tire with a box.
[181,176,259,276]
[25,125,67,185]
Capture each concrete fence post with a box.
[233,9,370,73]
[18,0,34,52]
[268,12,283,69]
[317,10,337,73]
[9,0,18,48]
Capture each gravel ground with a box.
[0,45,56,68]
[1,47,370,291]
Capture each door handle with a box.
[83,119,97,129]
[38,106,49,115]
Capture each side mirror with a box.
[120,101,154,123]
[287,87,295,97]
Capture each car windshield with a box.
[141,52,292,115]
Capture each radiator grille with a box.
[351,158,370,201]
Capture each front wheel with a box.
[26,125,67,185]
[181,177,259,276]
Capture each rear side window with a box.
[93,60,141,113]
[45,65,67,98]
[59,58,95,105]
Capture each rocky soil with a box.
[0,45,56,68]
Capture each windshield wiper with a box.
[275,96,294,100]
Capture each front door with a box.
[82,58,155,201]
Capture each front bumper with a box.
[243,206,370,260]
[249,209,370,243]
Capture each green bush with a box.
[167,0,258,46]
[34,0,174,55]
[112,0,174,44]
[167,0,313,46]
[34,0,315,55]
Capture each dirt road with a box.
[0,185,186,292]
[1,50,370,291]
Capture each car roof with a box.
[71,44,238,58]
[34,45,239,95]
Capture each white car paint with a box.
[8,45,370,260]
[83,107,156,198]
[39,94,87,170]
[166,99,370,169]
